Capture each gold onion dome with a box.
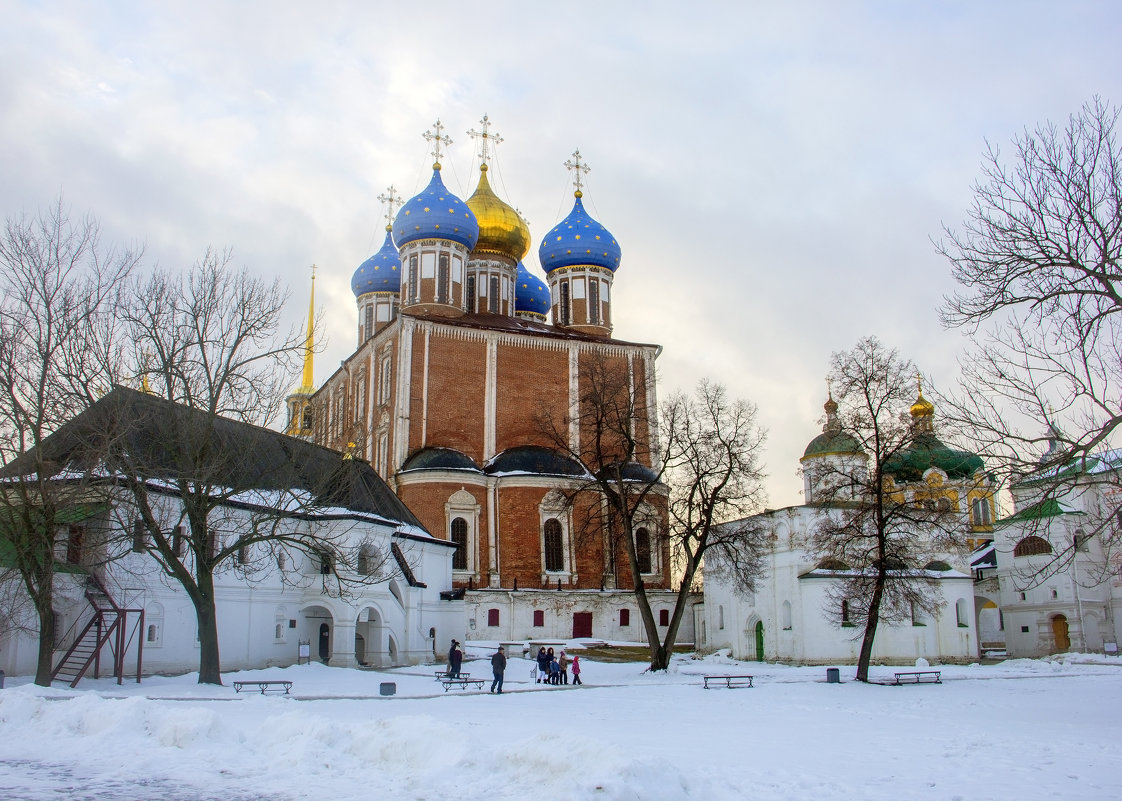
[910,390,935,420]
[466,165,530,262]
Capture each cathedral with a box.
[288,120,687,645]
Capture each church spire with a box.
[285,265,317,439]
[300,265,316,393]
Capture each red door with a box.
[572,612,593,638]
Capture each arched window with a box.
[841,600,852,626]
[407,255,418,303]
[357,543,377,575]
[659,608,669,626]
[781,600,792,630]
[718,605,724,630]
[588,279,600,324]
[956,598,968,627]
[1013,536,1053,557]
[636,527,652,574]
[450,517,468,570]
[559,281,571,325]
[619,608,630,627]
[972,497,992,526]
[544,518,564,572]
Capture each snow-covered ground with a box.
[1,644,1119,801]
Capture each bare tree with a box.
[937,98,1122,578]
[809,337,974,682]
[0,198,139,684]
[659,381,769,670]
[538,356,768,671]
[110,250,367,684]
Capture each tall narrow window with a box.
[559,281,571,325]
[619,608,630,627]
[408,255,418,303]
[841,600,852,625]
[971,497,991,526]
[437,254,449,303]
[487,608,500,627]
[132,520,146,552]
[465,274,476,313]
[588,278,600,324]
[451,517,468,570]
[533,610,544,627]
[364,304,374,341]
[544,518,564,572]
[489,275,500,313]
[172,525,185,558]
[636,527,651,574]
[659,609,669,626]
[66,525,85,564]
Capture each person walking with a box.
[448,640,463,679]
[571,654,582,685]
[535,646,549,683]
[558,650,569,685]
[490,645,507,694]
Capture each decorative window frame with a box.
[539,490,573,582]
[634,503,662,577]
[446,488,481,582]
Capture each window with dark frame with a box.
[533,610,544,627]
[544,518,564,572]
[487,608,499,627]
[588,278,600,324]
[451,517,468,570]
[620,608,630,626]
[408,255,418,303]
[636,527,652,574]
[437,254,449,303]
[489,275,500,313]
[465,274,476,313]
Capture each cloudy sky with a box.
[2,1,1120,508]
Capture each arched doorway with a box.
[1051,614,1070,652]
[356,606,386,667]
[354,633,366,666]
[318,623,330,662]
[755,621,765,661]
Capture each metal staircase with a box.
[51,574,145,687]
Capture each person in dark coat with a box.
[535,646,549,683]
[448,640,463,678]
[490,645,507,694]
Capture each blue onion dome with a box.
[394,168,479,250]
[466,165,530,262]
[351,227,401,297]
[538,192,621,273]
[515,262,551,317]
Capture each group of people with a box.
[450,642,585,695]
[533,646,582,686]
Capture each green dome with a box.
[885,433,984,482]
[802,430,863,459]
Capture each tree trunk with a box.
[194,572,222,685]
[856,572,886,683]
[33,592,55,687]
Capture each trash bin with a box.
[826,668,840,684]
[379,681,396,696]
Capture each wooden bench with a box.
[441,677,485,692]
[434,670,470,681]
[892,670,941,685]
[703,675,754,689]
[233,680,293,695]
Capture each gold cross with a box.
[467,114,503,167]
[423,119,452,168]
[564,149,591,196]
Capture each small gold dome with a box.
[466,166,530,262]
[910,391,934,419]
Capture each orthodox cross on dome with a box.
[423,119,452,168]
[377,185,402,229]
[467,114,503,168]
[564,149,591,197]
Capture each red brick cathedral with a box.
[289,120,683,643]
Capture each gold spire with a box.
[299,265,316,393]
[910,371,934,432]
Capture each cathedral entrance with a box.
[573,612,593,638]
[1052,614,1070,652]
[754,621,765,661]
